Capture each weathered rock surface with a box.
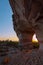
[9,0,43,45]
[8,49,43,65]
[9,0,43,65]
[0,46,43,65]
[9,0,34,48]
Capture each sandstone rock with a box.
[9,0,43,47]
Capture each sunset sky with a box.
[0,0,19,41]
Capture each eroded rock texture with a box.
[9,0,43,47]
[8,0,43,65]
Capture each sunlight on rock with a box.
[32,34,38,43]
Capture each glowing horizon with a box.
[0,36,19,41]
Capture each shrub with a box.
[33,42,39,48]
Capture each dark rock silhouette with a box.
[9,0,43,45]
[9,0,43,65]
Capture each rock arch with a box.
[9,0,43,49]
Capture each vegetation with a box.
[33,42,39,48]
[0,40,19,48]
[0,40,39,49]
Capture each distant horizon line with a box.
[0,37,19,41]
